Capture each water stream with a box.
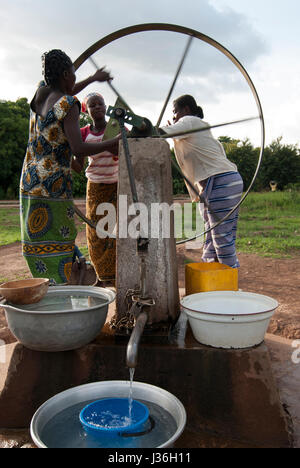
[128,367,135,422]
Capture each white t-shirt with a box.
[161,116,237,201]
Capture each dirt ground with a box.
[0,240,299,341]
[177,245,300,340]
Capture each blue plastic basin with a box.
[79,398,149,438]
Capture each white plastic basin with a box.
[181,291,278,349]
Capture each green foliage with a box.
[72,112,91,198]
[220,136,300,192]
[0,98,30,198]
[72,164,88,198]
[222,137,261,190]
[171,150,188,195]
[0,101,90,200]
[259,138,300,190]
[1,98,300,199]
[80,112,92,128]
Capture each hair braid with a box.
[42,49,73,86]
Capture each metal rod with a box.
[156,35,194,127]
[126,307,148,368]
[156,116,259,139]
[118,118,139,204]
[73,205,116,238]
[73,205,96,230]
[88,56,133,112]
[140,256,147,299]
[107,81,133,113]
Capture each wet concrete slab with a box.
[0,306,294,448]
[265,333,300,448]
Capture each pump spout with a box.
[126,307,148,369]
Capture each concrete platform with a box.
[0,304,296,448]
[264,333,300,448]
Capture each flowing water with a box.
[40,399,177,448]
[128,368,135,422]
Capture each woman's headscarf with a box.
[81,92,104,113]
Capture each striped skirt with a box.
[20,195,77,284]
[199,171,243,268]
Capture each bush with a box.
[0,98,30,199]
[285,182,300,192]
[220,136,300,192]
[1,98,300,198]
[171,150,188,195]
[259,138,300,190]
[223,138,261,191]
[72,168,88,198]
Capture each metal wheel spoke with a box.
[156,35,194,127]
[74,24,265,242]
[89,56,133,112]
[157,116,259,139]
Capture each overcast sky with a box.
[0,0,299,147]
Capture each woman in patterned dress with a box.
[73,93,118,287]
[20,49,120,284]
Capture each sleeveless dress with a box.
[20,82,80,284]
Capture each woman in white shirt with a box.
[161,95,243,268]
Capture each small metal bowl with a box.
[0,278,49,305]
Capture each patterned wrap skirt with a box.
[20,195,77,284]
[86,181,117,282]
[199,171,244,268]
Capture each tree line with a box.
[0,98,300,199]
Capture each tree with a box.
[71,112,92,198]
[1,98,299,198]
[220,137,262,190]
[0,98,30,198]
[259,137,300,190]
[171,149,188,196]
[0,102,90,199]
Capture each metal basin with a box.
[30,380,187,448]
[181,291,278,349]
[2,286,115,352]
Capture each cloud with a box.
[0,0,268,144]
[0,0,267,89]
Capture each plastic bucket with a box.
[79,398,150,438]
[185,262,238,295]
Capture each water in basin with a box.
[16,291,107,312]
[40,399,177,448]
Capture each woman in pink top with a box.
[73,93,118,286]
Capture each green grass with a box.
[0,207,21,245]
[0,206,87,249]
[235,191,300,257]
[174,191,300,258]
[0,191,299,258]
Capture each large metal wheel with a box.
[74,23,265,243]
